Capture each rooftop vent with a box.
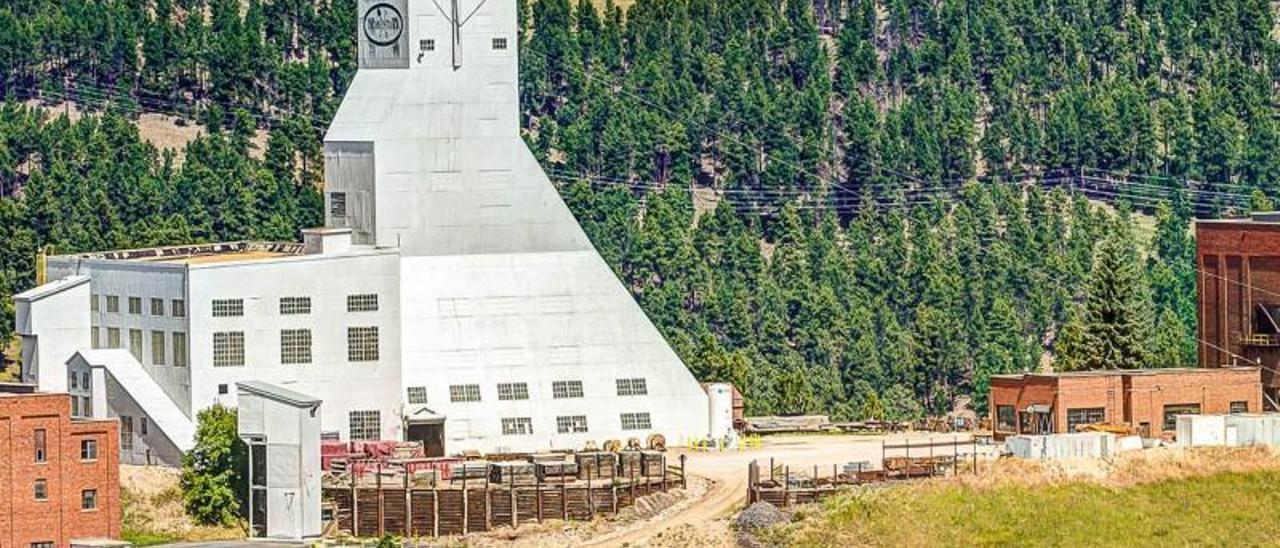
[302,227,353,255]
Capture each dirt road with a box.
[583,432,981,547]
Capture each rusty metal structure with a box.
[1197,214,1280,409]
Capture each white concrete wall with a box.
[48,258,192,413]
[187,250,402,441]
[239,389,322,540]
[105,372,185,466]
[14,276,91,391]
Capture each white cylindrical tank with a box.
[707,383,734,440]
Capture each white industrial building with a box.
[13,0,711,465]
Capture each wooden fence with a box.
[747,437,981,507]
[324,454,686,538]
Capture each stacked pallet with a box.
[575,452,618,480]
[533,460,578,481]
[617,451,643,478]
[489,462,537,486]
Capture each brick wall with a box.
[0,393,121,546]
[1197,221,1280,390]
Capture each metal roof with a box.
[236,381,322,408]
[13,275,88,301]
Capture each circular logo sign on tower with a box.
[363,3,404,47]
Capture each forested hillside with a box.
[0,0,1276,418]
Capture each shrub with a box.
[180,404,247,526]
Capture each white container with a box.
[1225,414,1280,447]
[707,383,735,440]
[1005,432,1113,460]
[1176,414,1228,447]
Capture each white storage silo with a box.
[707,383,735,440]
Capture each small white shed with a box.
[236,381,322,540]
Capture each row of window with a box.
[92,328,187,367]
[416,37,508,52]
[30,429,99,463]
[212,294,379,318]
[212,327,380,366]
[119,415,150,452]
[92,295,185,317]
[345,410,652,441]
[438,378,649,404]
[994,401,1253,433]
[31,480,98,510]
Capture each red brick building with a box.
[1197,215,1280,407]
[989,367,1261,439]
[0,390,121,547]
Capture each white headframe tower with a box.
[325,0,710,451]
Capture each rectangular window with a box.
[141,417,149,436]
[83,395,92,417]
[120,416,134,451]
[218,384,228,395]
[90,294,100,312]
[72,397,81,417]
[70,371,78,390]
[91,327,101,349]
[1230,401,1249,414]
[616,378,648,396]
[330,192,347,217]
[31,542,54,548]
[492,37,508,50]
[213,332,245,367]
[347,294,379,312]
[1163,403,1202,431]
[449,384,482,402]
[151,331,167,365]
[556,415,588,434]
[497,382,529,401]
[1065,407,1106,432]
[279,297,311,315]
[173,332,187,367]
[34,479,47,500]
[129,329,143,361]
[106,295,119,313]
[406,386,428,404]
[348,410,381,441]
[420,38,435,51]
[34,429,46,462]
[107,328,121,349]
[347,327,379,361]
[81,489,97,510]
[172,299,186,317]
[501,417,533,435]
[151,298,165,316]
[620,412,652,431]
[128,297,142,315]
[281,329,313,364]
[552,380,584,399]
[82,371,89,390]
[996,405,1016,432]
[212,299,244,317]
[81,439,98,460]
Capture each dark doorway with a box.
[407,423,445,457]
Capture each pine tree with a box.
[1078,222,1153,370]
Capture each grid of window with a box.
[151,298,165,316]
[213,332,245,367]
[501,417,533,435]
[616,378,648,396]
[281,329,313,364]
[620,412,652,431]
[492,37,508,50]
[81,439,98,460]
[420,38,435,51]
[556,415,588,434]
[129,329,143,362]
[81,489,97,510]
[1163,403,1201,431]
[212,299,244,317]
[347,294,379,312]
[1230,401,1250,414]
[1065,408,1106,432]
[172,299,186,317]
[173,332,187,367]
[450,384,482,402]
[107,328,121,349]
[497,382,529,401]
[552,380,584,399]
[996,405,1016,432]
[348,410,381,441]
[280,297,311,315]
[406,386,429,404]
[151,331,166,365]
[330,192,347,217]
[106,295,119,313]
[347,327,379,361]
[128,297,142,315]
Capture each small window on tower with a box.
[492,37,508,50]
[330,192,347,217]
[421,38,435,51]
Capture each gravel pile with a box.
[735,501,789,532]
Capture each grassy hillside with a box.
[766,451,1280,547]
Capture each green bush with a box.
[180,404,247,526]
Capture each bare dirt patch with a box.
[121,465,241,542]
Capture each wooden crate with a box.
[490,462,537,486]
[575,452,617,480]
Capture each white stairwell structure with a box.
[69,350,195,465]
